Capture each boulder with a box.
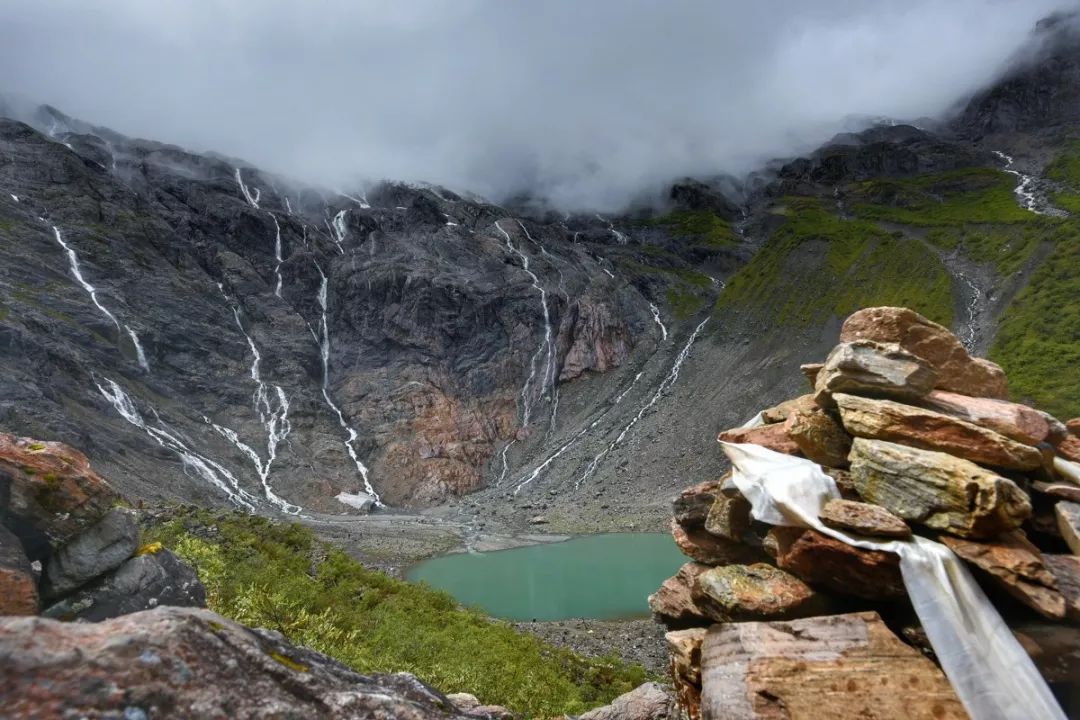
[1045,555,1080,621]
[673,479,722,527]
[699,612,968,720]
[43,546,206,622]
[813,340,937,408]
[920,390,1050,446]
[0,432,122,562]
[671,520,766,566]
[760,394,816,424]
[703,493,751,541]
[834,394,1043,471]
[940,532,1065,620]
[667,628,706,720]
[716,423,800,455]
[692,563,827,622]
[0,606,475,720]
[1056,501,1080,555]
[42,506,139,600]
[783,406,852,467]
[839,306,1007,398]
[579,682,675,720]
[0,523,37,615]
[819,498,911,539]
[649,562,711,627]
[849,438,1031,538]
[769,527,905,601]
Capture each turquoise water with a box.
[406,533,686,621]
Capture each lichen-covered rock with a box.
[43,547,206,622]
[769,527,905,601]
[849,438,1031,538]
[819,498,911,539]
[813,340,937,408]
[0,432,122,562]
[0,523,37,615]
[0,606,474,719]
[835,393,1043,471]
[691,563,827,622]
[649,562,711,627]
[783,406,852,468]
[920,390,1051,446]
[699,612,968,720]
[703,493,751,541]
[41,506,139,600]
[667,628,706,720]
[716,423,800,455]
[578,682,675,720]
[941,532,1065,620]
[839,306,1007,399]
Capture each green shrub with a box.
[645,209,738,248]
[850,168,1035,226]
[147,510,648,718]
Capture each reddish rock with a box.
[760,395,816,424]
[920,390,1050,446]
[716,424,800,455]
[1067,419,1080,438]
[819,498,911,539]
[835,393,1044,471]
[1032,481,1080,503]
[667,628,706,720]
[671,519,765,566]
[0,524,37,616]
[692,563,827,622]
[673,480,723,528]
[941,532,1065,620]
[784,406,852,468]
[649,562,711,626]
[824,468,861,500]
[699,611,968,720]
[770,527,905,601]
[704,493,751,541]
[0,606,476,720]
[839,306,1007,399]
[0,433,122,562]
[1045,555,1080,621]
[813,340,937,408]
[558,301,632,381]
[1056,435,1080,463]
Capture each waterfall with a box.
[328,210,348,254]
[595,213,629,244]
[125,326,151,372]
[235,168,261,209]
[576,317,709,488]
[96,377,258,511]
[992,150,1041,214]
[52,226,120,332]
[315,264,383,506]
[271,214,283,297]
[649,303,668,341]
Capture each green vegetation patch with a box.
[1045,140,1080,188]
[146,509,647,718]
[645,209,739,249]
[716,198,953,327]
[850,168,1035,226]
[923,224,1042,278]
[991,219,1080,419]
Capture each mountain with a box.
[1,14,1078,542]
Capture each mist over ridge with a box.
[0,0,1072,211]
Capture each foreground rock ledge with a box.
[699,611,968,720]
[0,606,480,720]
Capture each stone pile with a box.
[650,307,1080,720]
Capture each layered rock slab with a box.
[0,524,37,615]
[699,611,968,720]
[813,340,936,408]
[849,438,1031,538]
[0,606,475,720]
[818,498,911,539]
[835,393,1043,471]
[692,563,827,622]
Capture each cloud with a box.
[0,0,1070,210]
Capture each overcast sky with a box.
[0,0,1071,209]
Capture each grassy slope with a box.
[146,509,647,719]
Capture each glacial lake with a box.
[407,533,686,621]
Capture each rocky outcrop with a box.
[919,390,1050,446]
[783,406,851,467]
[813,340,937,407]
[768,528,905,601]
[699,612,968,720]
[0,524,37,615]
[649,562,711,627]
[839,307,1007,398]
[41,506,139,599]
[692,564,827,622]
[849,438,1031,538]
[0,606,479,720]
[577,681,675,720]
